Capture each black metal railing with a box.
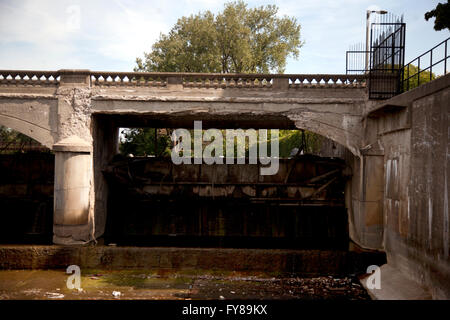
[346,13,406,99]
[345,49,369,75]
[369,22,406,99]
[402,37,449,92]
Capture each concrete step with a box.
[0,245,385,276]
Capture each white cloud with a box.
[88,0,169,64]
[0,1,71,44]
[0,0,170,70]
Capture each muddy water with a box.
[0,269,370,300]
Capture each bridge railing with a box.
[0,70,60,86]
[0,70,367,89]
[89,72,367,88]
[401,37,449,92]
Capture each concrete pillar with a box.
[360,153,385,248]
[92,115,119,239]
[348,144,385,250]
[52,136,93,245]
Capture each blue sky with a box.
[0,0,448,74]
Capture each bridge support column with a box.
[359,152,385,248]
[348,144,385,250]
[52,136,93,245]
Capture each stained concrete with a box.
[0,70,377,249]
[367,73,450,299]
[360,264,431,300]
[0,245,386,278]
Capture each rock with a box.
[112,291,121,298]
[45,292,64,299]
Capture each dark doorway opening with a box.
[0,128,54,244]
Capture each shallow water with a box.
[0,269,370,300]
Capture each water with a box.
[0,269,370,300]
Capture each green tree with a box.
[425,1,450,31]
[135,1,302,73]
[120,128,172,157]
[0,125,44,154]
[403,64,436,91]
[277,130,322,157]
[126,1,308,157]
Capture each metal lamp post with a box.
[365,10,388,72]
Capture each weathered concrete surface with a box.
[52,136,93,245]
[91,89,366,157]
[0,70,374,247]
[366,73,450,299]
[360,264,432,300]
[0,245,386,277]
[4,70,436,265]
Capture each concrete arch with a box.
[287,115,362,157]
[0,114,54,149]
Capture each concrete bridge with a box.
[0,69,448,298]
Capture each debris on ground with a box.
[45,292,65,299]
[112,291,121,298]
[0,270,371,300]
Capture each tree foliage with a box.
[425,1,450,31]
[403,64,436,91]
[277,130,322,157]
[135,1,302,73]
[0,125,45,154]
[120,128,172,157]
[126,2,312,158]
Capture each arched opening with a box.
[0,126,54,244]
[0,114,54,149]
[92,113,359,250]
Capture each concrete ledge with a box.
[360,264,432,300]
[58,69,91,86]
[53,136,92,153]
[0,245,386,276]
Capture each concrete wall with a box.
[367,73,450,299]
[92,115,119,239]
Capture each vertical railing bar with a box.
[430,49,433,82]
[346,52,348,75]
[407,64,410,91]
[417,56,421,87]
[445,40,448,74]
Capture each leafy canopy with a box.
[425,1,450,31]
[135,1,302,73]
[126,2,308,158]
[0,125,47,154]
[403,64,437,91]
